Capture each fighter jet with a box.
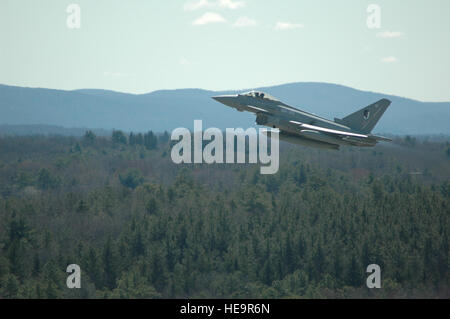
[212,91,391,150]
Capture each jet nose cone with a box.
[211,96,223,102]
[211,95,239,108]
[212,95,230,103]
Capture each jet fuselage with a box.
[212,91,391,150]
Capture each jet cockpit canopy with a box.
[239,91,279,102]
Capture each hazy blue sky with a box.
[0,0,449,101]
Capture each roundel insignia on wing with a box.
[363,109,370,120]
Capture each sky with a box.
[0,0,449,101]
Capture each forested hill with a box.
[0,133,448,298]
[0,82,449,135]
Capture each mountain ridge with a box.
[4,81,448,103]
[0,82,449,135]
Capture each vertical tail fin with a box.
[335,99,391,134]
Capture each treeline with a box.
[110,130,169,149]
[0,132,448,298]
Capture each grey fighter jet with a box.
[212,91,391,150]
